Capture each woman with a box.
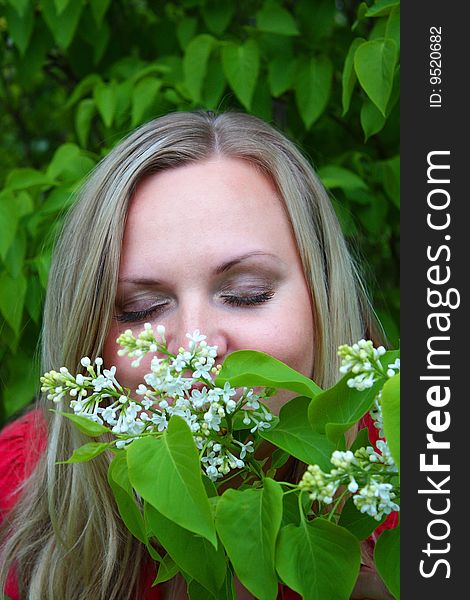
[0,111,388,599]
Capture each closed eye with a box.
[220,291,275,307]
[115,303,169,323]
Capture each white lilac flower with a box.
[205,465,221,481]
[348,478,359,493]
[192,361,212,380]
[244,389,260,409]
[203,410,222,432]
[387,358,401,378]
[353,479,399,521]
[100,406,118,425]
[150,413,168,432]
[47,323,278,482]
[141,397,154,410]
[234,440,254,459]
[91,374,113,392]
[225,399,237,413]
[331,450,356,470]
[171,354,187,372]
[338,339,387,390]
[221,382,236,403]
[346,372,376,391]
[299,464,338,504]
[190,387,209,408]
[186,329,206,350]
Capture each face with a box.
[103,157,315,414]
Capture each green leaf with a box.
[276,519,360,599]
[318,165,368,192]
[6,0,30,18]
[46,143,95,182]
[295,55,333,129]
[308,374,383,443]
[39,184,76,215]
[5,2,34,55]
[374,525,400,599]
[54,0,70,14]
[281,491,302,527]
[338,496,385,540]
[222,39,259,110]
[215,478,282,600]
[354,39,398,116]
[349,427,370,453]
[41,0,84,49]
[24,274,43,323]
[107,454,148,544]
[257,1,299,36]
[5,168,54,191]
[216,350,321,399]
[271,448,289,470]
[89,0,111,25]
[4,227,26,278]
[381,155,400,208]
[342,38,366,115]
[0,193,19,259]
[146,503,226,596]
[113,80,133,126]
[365,0,400,17]
[127,416,217,546]
[201,0,234,35]
[59,441,110,463]
[0,271,27,334]
[131,77,162,127]
[154,553,179,585]
[309,350,399,442]
[250,78,272,122]
[381,373,400,470]
[358,193,388,235]
[65,74,102,109]
[183,35,215,104]
[33,250,52,288]
[385,6,400,51]
[295,0,335,41]
[75,99,96,147]
[3,350,39,418]
[268,55,295,97]
[93,81,117,128]
[14,190,34,218]
[202,53,226,110]
[55,411,110,436]
[176,17,198,50]
[360,97,386,140]
[260,397,335,471]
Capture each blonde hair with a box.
[1,111,374,599]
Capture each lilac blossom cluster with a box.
[41,324,273,481]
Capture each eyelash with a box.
[220,291,275,307]
[116,304,168,324]
[116,292,275,323]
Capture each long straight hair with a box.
[0,111,375,599]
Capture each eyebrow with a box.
[214,251,285,275]
[118,251,284,285]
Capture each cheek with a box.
[249,298,315,378]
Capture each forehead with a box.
[121,157,301,277]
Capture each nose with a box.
[164,296,228,364]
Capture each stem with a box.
[328,489,350,522]
[246,456,264,481]
[298,490,307,522]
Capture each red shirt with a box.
[0,411,301,599]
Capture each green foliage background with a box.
[0,0,400,425]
